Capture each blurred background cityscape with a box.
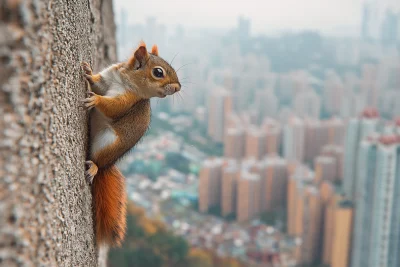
[110,1,400,266]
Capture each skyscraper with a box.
[380,9,399,44]
[297,186,323,265]
[283,117,305,162]
[360,64,380,108]
[258,156,288,212]
[224,127,245,159]
[287,165,314,236]
[245,127,267,160]
[368,136,400,267]
[324,71,344,116]
[262,118,281,156]
[343,108,380,200]
[328,197,353,267]
[199,158,224,212]
[237,170,261,222]
[208,87,233,142]
[314,156,337,183]
[304,119,327,162]
[221,161,239,216]
[255,89,279,122]
[293,90,321,119]
[351,137,378,267]
[321,145,344,182]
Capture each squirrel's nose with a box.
[172,83,181,92]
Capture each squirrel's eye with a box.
[152,67,164,78]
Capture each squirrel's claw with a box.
[85,160,98,184]
[81,62,94,84]
[82,93,99,110]
[81,62,93,75]
[84,74,93,83]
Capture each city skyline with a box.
[114,0,400,36]
[112,1,400,266]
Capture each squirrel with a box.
[80,41,181,247]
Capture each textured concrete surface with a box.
[0,0,116,266]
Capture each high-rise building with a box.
[351,137,378,267]
[262,118,281,155]
[296,186,323,265]
[287,165,314,236]
[283,117,305,162]
[293,90,321,119]
[380,90,400,119]
[224,127,245,159]
[361,0,386,41]
[237,170,261,222]
[360,64,380,108]
[324,71,344,116]
[221,161,239,216]
[208,87,233,142]
[321,145,344,182]
[198,158,224,212]
[255,89,279,122]
[245,127,267,160]
[340,91,368,119]
[326,117,345,146]
[351,134,400,267]
[314,156,337,183]
[257,156,288,212]
[380,9,399,44]
[303,118,345,163]
[304,119,327,162]
[237,16,251,39]
[323,195,353,267]
[368,136,400,267]
[343,108,380,200]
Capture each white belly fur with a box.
[90,109,117,157]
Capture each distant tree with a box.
[184,249,213,267]
[260,211,278,225]
[165,152,190,173]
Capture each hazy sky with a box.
[113,0,396,35]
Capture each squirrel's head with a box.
[123,41,181,99]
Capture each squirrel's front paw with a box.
[85,160,98,184]
[81,62,94,83]
[82,92,99,110]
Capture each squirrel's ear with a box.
[151,45,159,56]
[128,45,149,69]
[138,40,146,48]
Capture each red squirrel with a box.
[80,41,181,247]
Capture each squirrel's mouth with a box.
[157,91,167,98]
[164,83,181,95]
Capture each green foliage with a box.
[109,202,244,267]
[260,208,288,233]
[122,158,164,181]
[224,213,236,222]
[165,152,191,174]
[260,211,278,225]
[208,205,222,217]
[109,203,188,267]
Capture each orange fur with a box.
[94,92,143,120]
[138,40,146,48]
[92,165,127,247]
[127,43,149,68]
[151,45,159,56]
[91,74,102,83]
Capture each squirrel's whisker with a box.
[177,92,184,102]
[170,52,179,66]
[176,62,194,73]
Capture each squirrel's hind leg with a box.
[85,160,99,184]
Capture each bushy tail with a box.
[92,165,127,247]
